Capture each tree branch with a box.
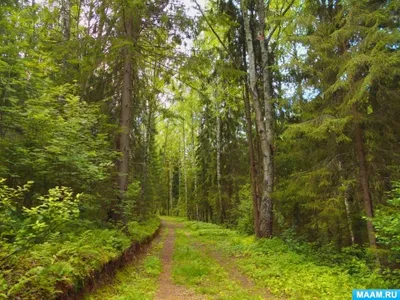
[265,0,295,43]
[192,0,236,64]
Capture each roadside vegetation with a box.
[173,228,264,299]
[175,221,399,300]
[85,228,167,300]
[0,180,160,299]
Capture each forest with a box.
[0,0,399,298]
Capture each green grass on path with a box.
[83,217,393,300]
[172,228,264,299]
[183,220,393,300]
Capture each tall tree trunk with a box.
[243,84,260,235]
[240,17,260,235]
[191,110,197,219]
[242,2,273,238]
[256,0,274,238]
[118,16,133,196]
[353,108,377,248]
[60,0,71,70]
[216,100,223,223]
[169,162,173,215]
[141,98,152,215]
[344,191,355,245]
[60,0,71,41]
[162,122,170,215]
[339,161,355,245]
[182,121,188,217]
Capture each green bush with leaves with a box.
[0,180,160,299]
[375,182,400,263]
[127,217,160,243]
[236,183,254,235]
[0,179,33,244]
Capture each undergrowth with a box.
[172,228,264,299]
[85,227,166,300]
[184,221,398,300]
[0,217,160,299]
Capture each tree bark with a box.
[256,0,274,238]
[353,112,377,248]
[60,0,71,41]
[240,11,260,236]
[344,191,355,245]
[183,121,188,217]
[140,98,153,214]
[169,162,173,215]
[243,83,260,235]
[216,100,223,223]
[118,16,133,195]
[242,2,273,237]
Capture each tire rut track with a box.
[154,221,205,300]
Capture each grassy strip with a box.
[85,227,167,300]
[183,221,395,300]
[0,217,160,299]
[172,228,263,300]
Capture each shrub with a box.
[375,182,400,263]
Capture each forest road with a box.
[154,220,205,300]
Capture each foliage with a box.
[236,183,254,235]
[1,0,399,296]
[0,179,33,244]
[127,218,161,243]
[1,216,160,299]
[184,220,398,299]
[0,178,160,299]
[85,229,166,300]
[375,183,400,262]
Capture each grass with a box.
[160,215,188,223]
[0,217,161,299]
[172,228,264,299]
[85,227,167,300]
[182,221,394,300]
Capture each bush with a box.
[375,182,400,263]
[0,180,161,299]
[236,183,254,235]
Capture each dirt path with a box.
[196,242,274,299]
[184,230,272,300]
[154,221,205,300]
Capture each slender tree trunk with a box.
[242,3,273,238]
[339,161,355,245]
[216,100,223,223]
[344,192,355,245]
[162,122,170,215]
[256,0,274,238]
[60,0,71,41]
[353,109,377,248]
[60,0,71,70]
[166,162,170,215]
[243,84,260,235]
[169,163,173,215]
[182,121,188,217]
[118,17,133,195]
[240,18,260,235]
[191,110,197,219]
[141,99,152,214]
